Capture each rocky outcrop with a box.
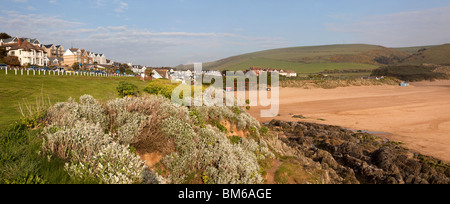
[265,120,450,184]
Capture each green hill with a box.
[401,44,450,65]
[177,44,408,74]
[392,45,436,55]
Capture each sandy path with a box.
[247,81,450,163]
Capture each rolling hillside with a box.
[401,44,450,65]
[177,44,408,73]
[178,43,449,74]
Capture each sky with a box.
[1,0,450,66]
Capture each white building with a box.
[90,53,107,65]
[1,38,47,66]
[131,65,147,74]
[0,37,18,45]
[94,54,107,65]
[0,37,41,47]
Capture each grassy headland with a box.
[0,70,147,128]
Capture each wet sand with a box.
[247,81,450,163]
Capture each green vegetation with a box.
[178,44,400,73]
[274,157,324,184]
[143,79,206,102]
[177,43,450,78]
[401,44,450,65]
[209,59,377,74]
[392,45,436,55]
[2,90,274,184]
[260,126,269,135]
[280,77,400,89]
[0,70,146,129]
[372,65,448,82]
[229,136,242,144]
[216,123,228,133]
[0,121,99,184]
[416,154,450,177]
[143,79,180,99]
[116,81,140,98]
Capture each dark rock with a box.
[266,120,450,184]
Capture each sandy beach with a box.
[247,80,450,163]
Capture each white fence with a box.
[0,67,132,78]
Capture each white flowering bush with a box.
[41,94,275,184]
[46,98,81,127]
[78,95,108,128]
[194,105,261,137]
[64,141,145,184]
[108,102,148,145]
[46,95,107,128]
[42,119,145,184]
[161,120,270,184]
[42,120,112,161]
[198,126,264,184]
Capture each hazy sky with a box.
[1,0,450,66]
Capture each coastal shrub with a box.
[46,95,107,128]
[64,141,145,184]
[42,120,112,161]
[195,106,235,123]
[198,126,264,184]
[46,98,80,127]
[371,65,448,82]
[160,119,268,184]
[143,79,181,99]
[194,105,260,134]
[116,81,139,98]
[260,126,269,135]
[216,124,228,133]
[236,111,261,132]
[41,94,273,184]
[229,136,242,144]
[78,95,108,128]
[43,118,146,184]
[115,111,147,145]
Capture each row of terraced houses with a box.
[0,36,112,68]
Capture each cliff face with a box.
[265,120,450,184]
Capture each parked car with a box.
[0,64,7,69]
[42,67,52,71]
[52,67,64,72]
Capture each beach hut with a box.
[400,81,409,87]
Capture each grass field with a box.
[0,70,147,128]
